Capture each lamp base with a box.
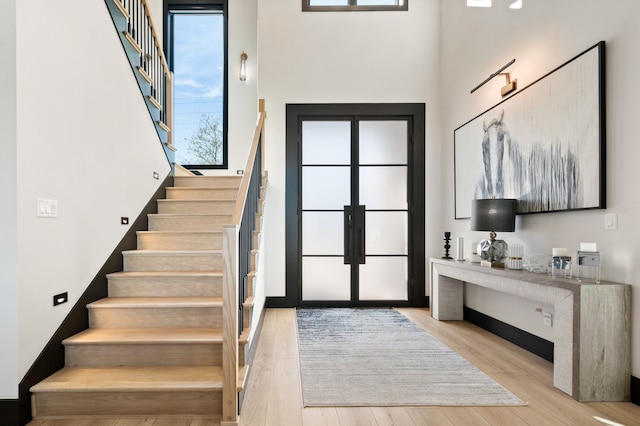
[481,260,506,268]
[478,238,509,266]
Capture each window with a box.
[166,1,228,169]
[303,0,407,12]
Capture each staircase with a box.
[30,173,264,420]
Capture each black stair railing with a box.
[222,100,266,425]
[106,0,174,149]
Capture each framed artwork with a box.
[454,41,606,219]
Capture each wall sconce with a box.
[239,51,248,81]
[470,58,518,97]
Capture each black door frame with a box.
[267,103,425,308]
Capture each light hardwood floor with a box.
[29,307,640,426]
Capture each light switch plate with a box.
[604,213,617,230]
[37,199,58,218]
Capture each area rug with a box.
[296,308,526,407]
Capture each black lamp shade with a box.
[471,199,517,232]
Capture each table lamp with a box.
[471,198,517,268]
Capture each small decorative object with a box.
[523,253,548,273]
[456,237,465,261]
[442,232,453,259]
[471,199,517,268]
[506,244,523,269]
[470,242,482,263]
[549,248,572,278]
[577,243,600,283]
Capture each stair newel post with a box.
[222,224,239,425]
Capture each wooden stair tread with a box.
[64,328,223,345]
[88,297,223,308]
[30,366,223,392]
[107,271,222,279]
[149,213,232,217]
[168,186,240,190]
[243,295,255,309]
[123,249,222,255]
[137,231,223,235]
[238,365,248,392]
[158,199,236,203]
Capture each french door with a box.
[285,104,426,308]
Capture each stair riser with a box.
[166,187,238,200]
[65,344,222,367]
[174,176,241,188]
[123,253,222,272]
[89,307,222,328]
[108,278,222,297]
[157,200,235,214]
[148,215,232,231]
[32,390,222,417]
[137,232,223,250]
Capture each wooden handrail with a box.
[222,99,266,426]
[231,100,266,225]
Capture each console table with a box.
[429,258,631,402]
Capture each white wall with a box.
[257,0,442,297]
[0,0,19,400]
[440,0,640,376]
[8,0,172,397]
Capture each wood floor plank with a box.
[370,407,417,425]
[440,406,492,426]
[584,402,640,426]
[114,419,157,425]
[473,406,530,425]
[301,407,340,425]
[406,407,454,425]
[149,419,191,426]
[264,357,303,426]
[271,308,299,359]
[335,407,379,426]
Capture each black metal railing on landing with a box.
[105,0,174,149]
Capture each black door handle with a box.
[344,206,354,264]
[356,205,365,264]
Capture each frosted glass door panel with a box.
[359,121,407,165]
[365,212,408,255]
[302,212,343,255]
[302,121,351,165]
[359,166,407,209]
[359,257,408,301]
[302,166,350,210]
[302,258,350,301]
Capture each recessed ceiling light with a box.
[467,0,492,7]
[509,0,523,9]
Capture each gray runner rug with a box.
[296,308,526,407]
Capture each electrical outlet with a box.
[53,292,68,306]
[542,310,553,327]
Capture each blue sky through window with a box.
[172,13,224,165]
